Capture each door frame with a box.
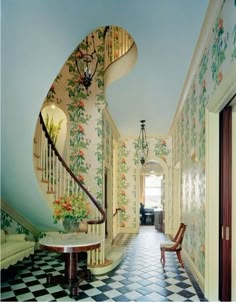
[219,105,232,301]
[232,102,236,301]
[205,64,236,301]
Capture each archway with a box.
[137,159,171,233]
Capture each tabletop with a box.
[39,232,101,253]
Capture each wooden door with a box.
[219,106,232,301]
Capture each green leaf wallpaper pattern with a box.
[232,24,236,59]
[154,138,170,163]
[45,74,63,104]
[1,210,34,241]
[117,141,130,227]
[171,0,235,277]
[211,16,229,86]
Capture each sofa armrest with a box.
[6,234,26,241]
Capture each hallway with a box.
[1,226,206,301]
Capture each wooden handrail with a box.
[113,207,122,217]
[39,112,106,225]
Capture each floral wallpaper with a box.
[105,26,134,67]
[1,210,34,241]
[171,0,236,277]
[103,118,113,165]
[42,27,121,220]
[117,137,172,228]
[117,141,130,227]
[42,29,107,207]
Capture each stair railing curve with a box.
[39,112,106,225]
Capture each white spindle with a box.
[56,161,59,199]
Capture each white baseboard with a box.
[182,248,205,294]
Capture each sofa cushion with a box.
[1,241,35,261]
[6,234,26,241]
[1,230,6,244]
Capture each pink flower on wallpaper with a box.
[78,125,84,133]
[75,50,83,58]
[161,139,166,145]
[121,158,126,164]
[218,71,223,83]
[50,84,55,92]
[78,150,85,158]
[121,190,126,196]
[77,174,84,183]
[78,100,85,108]
[218,18,223,30]
[121,142,126,147]
[121,174,126,180]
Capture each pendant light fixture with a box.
[75,34,98,91]
[137,120,149,165]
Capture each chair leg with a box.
[160,248,165,266]
[176,250,184,268]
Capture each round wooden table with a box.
[39,232,101,298]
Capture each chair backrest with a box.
[173,223,187,246]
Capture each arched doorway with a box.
[138,160,170,233]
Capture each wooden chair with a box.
[160,223,187,268]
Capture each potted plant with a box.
[52,191,91,232]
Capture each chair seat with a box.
[160,241,181,249]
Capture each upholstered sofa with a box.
[0,229,35,270]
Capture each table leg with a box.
[65,252,79,298]
[46,253,80,298]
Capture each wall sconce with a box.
[137,120,149,165]
[75,34,98,91]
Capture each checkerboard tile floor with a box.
[1,226,207,301]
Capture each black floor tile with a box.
[0,226,207,301]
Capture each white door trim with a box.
[205,63,236,301]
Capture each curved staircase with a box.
[32,26,136,273]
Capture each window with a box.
[144,175,163,209]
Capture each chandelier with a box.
[75,34,98,91]
[137,120,149,165]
